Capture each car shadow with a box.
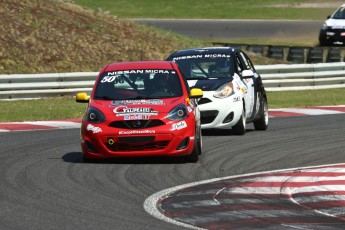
[202,128,255,136]
[62,152,191,164]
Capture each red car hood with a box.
[90,97,186,116]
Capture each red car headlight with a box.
[167,104,189,121]
[84,107,106,123]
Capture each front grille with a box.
[326,28,345,38]
[109,120,164,129]
[198,98,212,105]
[106,141,170,152]
[118,136,154,143]
[200,110,219,124]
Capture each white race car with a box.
[319,3,345,46]
[167,47,268,135]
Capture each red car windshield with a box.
[94,70,183,100]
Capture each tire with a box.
[254,97,269,131]
[319,37,330,47]
[232,106,246,135]
[198,129,203,156]
[83,155,101,163]
[185,130,201,163]
[83,155,94,163]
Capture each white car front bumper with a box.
[198,91,243,130]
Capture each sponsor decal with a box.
[111,99,164,106]
[172,121,187,130]
[86,124,102,134]
[233,96,241,102]
[173,55,203,61]
[101,70,175,83]
[119,130,155,135]
[106,70,173,75]
[124,115,150,120]
[204,54,231,58]
[113,106,158,116]
[172,54,230,61]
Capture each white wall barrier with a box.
[256,62,345,91]
[1,62,345,99]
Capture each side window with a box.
[235,53,244,73]
[239,51,254,70]
[239,52,250,70]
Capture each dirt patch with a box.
[0,0,201,74]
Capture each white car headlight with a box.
[321,23,328,30]
[213,82,234,98]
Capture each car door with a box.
[235,51,256,119]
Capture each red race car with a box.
[76,61,203,162]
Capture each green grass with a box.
[73,0,336,20]
[267,89,345,108]
[0,97,87,122]
[1,89,344,122]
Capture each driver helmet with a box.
[153,73,170,88]
[216,58,230,74]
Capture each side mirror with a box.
[327,15,331,19]
[241,69,254,79]
[76,92,89,103]
[190,88,203,99]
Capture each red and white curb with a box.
[0,119,81,132]
[1,106,345,132]
[144,163,345,229]
[269,105,345,117]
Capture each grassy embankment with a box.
[1,0,344,122]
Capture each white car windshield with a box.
[332,7,345,19]
[171,54,234,80]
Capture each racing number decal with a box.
[101,76,125,84]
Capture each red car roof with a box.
[104,61,175,71]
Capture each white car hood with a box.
[327,19,345,28]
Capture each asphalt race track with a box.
[1,114,345,229]
[133,19,323,40]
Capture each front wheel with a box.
[254,97,269,130]
[83,155,96,163]
[232,106,246,135]
[185,130,201,163]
